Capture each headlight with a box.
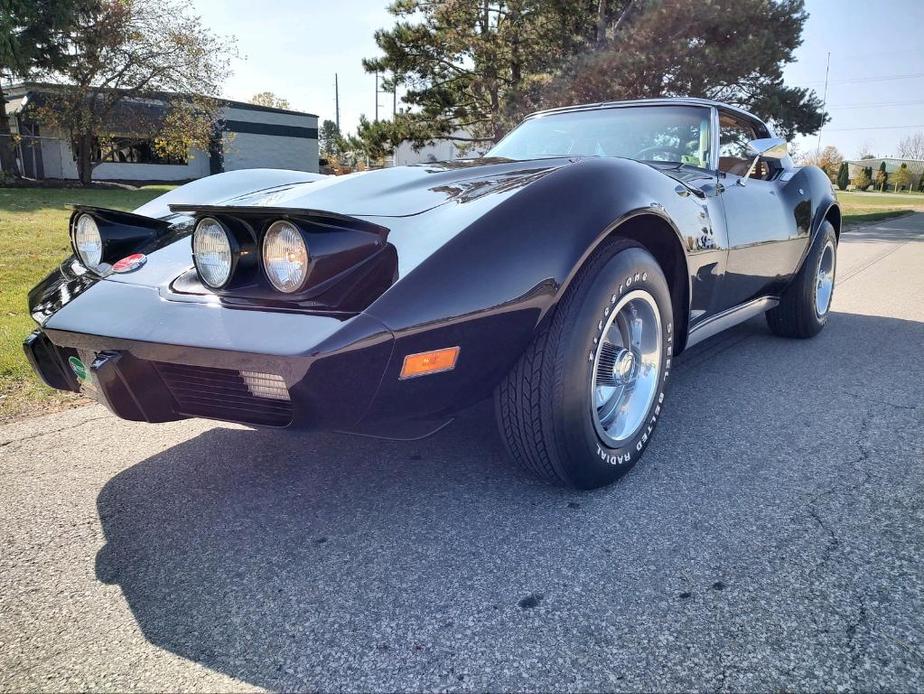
[73,214,102,269]
[193,217,234,288]
[263,220,309,293]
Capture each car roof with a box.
[526,97,768,129]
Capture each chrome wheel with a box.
[814,239,836,317]
[590,289,662,447]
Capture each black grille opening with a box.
[153,361,293,427]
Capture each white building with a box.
[2,82,319,181]
[394,130,490,166]
[846,157,924,191]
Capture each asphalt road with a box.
[1,214,923,692]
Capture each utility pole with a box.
[374,72,379,122]
[334,73,340,131]
[815,51,830,156]
[393,85,397,119]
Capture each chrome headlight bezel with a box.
[71,213,104,270]
[262,220,310,293]
[192,217,237,290]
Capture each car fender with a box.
[787,165,839,275]
[360,157,707,421]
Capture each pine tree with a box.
[318,120,344,158]
[836,162,849,190]
[365,0,827,146]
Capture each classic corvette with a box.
[25,97,839,489]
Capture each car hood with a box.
[191,157,574,218]
[100,158,574,291]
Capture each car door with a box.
[715,111,803,310]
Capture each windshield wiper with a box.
[639,160,685,169]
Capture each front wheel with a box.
[495,238,673,489]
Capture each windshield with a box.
[487,105,712,168]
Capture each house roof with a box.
[3,82,317,119]
[847,158,924,174]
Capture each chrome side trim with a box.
[686,297,779,348]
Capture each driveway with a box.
[1,214,922,692]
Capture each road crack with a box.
[840,389,920,412]
[0,414,110,450]
[846,594,869,678]
[799,406,895,687]
[837,237,917,285]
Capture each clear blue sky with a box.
[196,0,924,160]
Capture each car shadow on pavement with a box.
[94,311,924,691]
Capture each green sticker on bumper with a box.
[68,356,88,382]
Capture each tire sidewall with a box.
[810,222,838,327]
[555,246,673,488]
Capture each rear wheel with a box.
[766,221,838,338]
[495,238,673,489]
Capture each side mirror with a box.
[737,137,788,185]
[747,137,789,160]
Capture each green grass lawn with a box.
[838,190,924,224]
[0,185,172,421]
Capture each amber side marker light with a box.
[400,347,460,380]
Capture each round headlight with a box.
[73,214,102,269]
[263,221,309,293]
[193,217,234,288]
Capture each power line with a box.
[830,47,924,60]
[799,71,924,86]
[827,99,924,109]
[823,124,924,132]
[834,72,924,85]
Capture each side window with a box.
[718,112,777,181]
[718,114,758,177]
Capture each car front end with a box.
[24,158,570,433]
[25,205,400,430]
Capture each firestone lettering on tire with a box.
[592,271,671,465]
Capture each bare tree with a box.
[896,132,924,160]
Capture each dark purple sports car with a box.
[25,98,839,488]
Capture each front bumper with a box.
[24,334,300,426]
[26,320,394,429]
[26,275,396,429]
